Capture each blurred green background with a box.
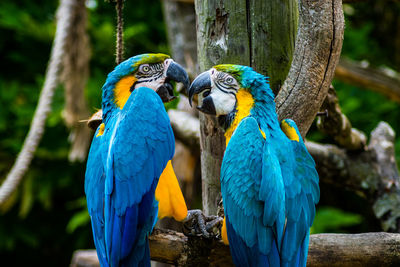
[0,0,399,266]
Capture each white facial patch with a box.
[134,79,165,92]
[211,89,236,116]
[163,59,173,76]
[208,69,239,116]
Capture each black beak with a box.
[166,61,190,90]
[188,71,216,115]
[188,71,211,107]
[156,61,190,103]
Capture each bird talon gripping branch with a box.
[183,209,223,239]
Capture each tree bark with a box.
[70,230,400,267]
[195,0,298,215]
[162,0,197,77]
[307,121,400,232]
[249,0,298,94]
[316,85,366,150]
[275,0,344,137]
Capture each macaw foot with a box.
[183,209,223,238]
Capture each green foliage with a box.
[311,207,362,234]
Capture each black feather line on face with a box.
[218,105,237,130]
[133,72,163,89]
[130,82,135,92]
[214,83,237,96]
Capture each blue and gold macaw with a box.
[85,53,189,267]
[188,65,320,267]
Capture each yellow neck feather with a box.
[114,75,137,109]
[224,89,254,146]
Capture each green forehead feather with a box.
[132,53,170,69]
[214,64,245,82]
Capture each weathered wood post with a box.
[194,0,298,215]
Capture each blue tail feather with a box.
[226,217,280,267]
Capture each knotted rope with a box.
[0,0,75,204]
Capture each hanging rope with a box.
[115,0,125,64]
[0,0,75,205]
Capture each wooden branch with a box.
[167,111,400,231]
[307,232,400,266]
[71,230,400,267]
[335,58,400,103]
[316,85,366,150]
[276,0,345,137]
[307,121,400,231]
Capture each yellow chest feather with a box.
[224,89,254,146]
[114,75,137,109]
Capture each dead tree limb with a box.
[276,0,345,137]
[307,121,400,231]
[70,230,400,267]
[335,58,400,103]
[316,85,366,150]
[167,111,400,232]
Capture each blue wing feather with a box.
[279,119,320,267]
[221,116,282,266]
[104,87,174,267]
[85,128,108,267]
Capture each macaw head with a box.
[102,53,189,114]
[188,64,274,127]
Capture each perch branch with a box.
[307,121,400,231]
[166,111,400,231]
[70,230,400,267]
[0,0,75,205]
[335,58,400,103]
[316,85,366,150]
[276,0,345,137]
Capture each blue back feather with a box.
[85,86,174,267]
[220,66,319,267]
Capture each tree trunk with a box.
[194,0,298,215]
[162,0,197,77]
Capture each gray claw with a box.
[183,209,223,239]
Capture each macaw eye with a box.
[202,90,211,98]
[225,77,234,84]
[140,65,150,73]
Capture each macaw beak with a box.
[188,71,216,115]
[156,60,189,103]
